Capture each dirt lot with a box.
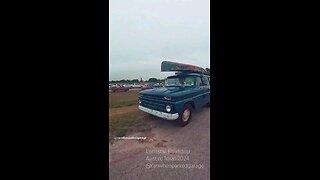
[109,107,211,180]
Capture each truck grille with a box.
[140,95,172,113]
[141,94,165,101]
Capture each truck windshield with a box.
[165,77,195,87]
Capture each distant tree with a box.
[132,79,139,83]
[148,78,159,82]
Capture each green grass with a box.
[108,91,152,143]
[109,91,140,109]
[109,113,152,142]
[109,100,138,109]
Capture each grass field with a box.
[109,91,139,108]
[109,91,152,142]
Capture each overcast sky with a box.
[109,0,209,81]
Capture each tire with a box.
[177,103,193,127]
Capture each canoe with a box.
[161,61,208,74]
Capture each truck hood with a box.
[140,87,197,97]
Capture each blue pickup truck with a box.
[138,61,210,126]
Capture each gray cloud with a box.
[110,0,209,81]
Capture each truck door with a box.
[201,76,210,105]
[195,76,206,108]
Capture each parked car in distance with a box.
[110,84,130,92]
[141,84,154,90]
[129,83,142,88]
[141,84,163,90]
[152,83,164,88]
[122,84,130,88]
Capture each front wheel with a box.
[177,104,193,127]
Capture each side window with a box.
[195,77,203,86]
[184,77,195,86]
[202,77,209,86]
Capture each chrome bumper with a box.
[139,105,179,120]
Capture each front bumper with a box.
[139,105,179,120]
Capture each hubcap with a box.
[182,109,190,122]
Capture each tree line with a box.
[109,78,165,84]
[109,68,210,84]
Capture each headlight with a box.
[166,105,171,112]
[139,99,141,104]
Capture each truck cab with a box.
[138,61,210,126]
